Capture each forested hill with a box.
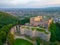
[0,12,20,29]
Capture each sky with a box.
[0,0,60,8]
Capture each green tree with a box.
[0,31,6,42]
[7,33,14,45]
[0,40,3,45]
[49,22,60,42]
[55,23,60,41]
[49,23,57,42]
[36,38,41,45]
[20,17,30,25]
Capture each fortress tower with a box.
[30,16,42,26]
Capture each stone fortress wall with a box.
[10,16,52,41]
[10,25,51,41]
[20,26,51,41]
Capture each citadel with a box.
[10,16,53,41]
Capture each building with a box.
[53,18,60,23]
[30,16,42,26]
[30,16,53,29]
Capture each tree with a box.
[55,23,60,41]
[7,33,14,45]
[49,22,60,42]
[0,31,6,43]
[0,24,13,45]
[36,38,41,45]
[20,17,30,25]
[50,42,58,45]
[49,23,57,42]
[0,40,3,45]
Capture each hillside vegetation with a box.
[0,12,20,45]
[0,12,20,29]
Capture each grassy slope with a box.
[14,39,34,45]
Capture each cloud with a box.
[0,0,60,8]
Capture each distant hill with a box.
[0,12,20,29]
[40,7,60,12]
[0,7,60,12]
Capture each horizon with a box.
[0,6,60,9]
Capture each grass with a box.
[21,26,29,29]
[32,27,49,34]
[14,38,34,45]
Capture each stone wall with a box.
[36,31,51,41]
[20,26,51,41]
[10,25,51,41]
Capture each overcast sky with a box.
[0,0,60,8]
